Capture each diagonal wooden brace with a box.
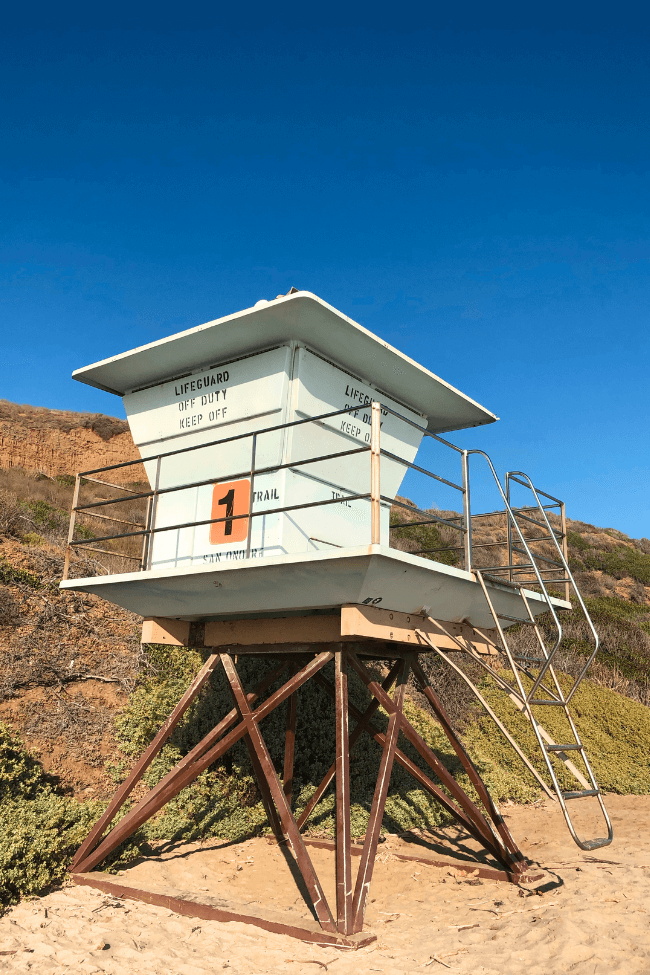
[313,670,505,859]
[75,653,333,875]
[345,651,516,872]
[409,653,527,868]
[221,654,337,933]
[71,654,219,871]
[296,660,403,831]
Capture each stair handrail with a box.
[505,471,600,705]
[464,449,565,701]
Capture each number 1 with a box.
[218,488,235,535]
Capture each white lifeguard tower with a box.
[63,290,612,945]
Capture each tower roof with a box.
[72,290,497,434]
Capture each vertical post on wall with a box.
[461,450,472,571]
[147,456,162,571]
[560,500,570,602]
[63,474,81,580]
[245,433,257,560]
[370,401,381,546]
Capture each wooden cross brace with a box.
[70,647,530,938]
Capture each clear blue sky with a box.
[2,15,649,537]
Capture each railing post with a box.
[245,433,257,560]
[140,496,153,571]
[147,456,162,571]
[560,500,570,602]
[461,450,472,570]
[370,402,381,545]
[63,474,81,580]
[505,472,513,584]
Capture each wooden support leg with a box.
[335,651,352,935]
[296,660,403,832]
[346,651,517,872]
[75,653,333,874]
[351,657,410,933]
[315,671,505,859]
[220,654,337,933]
[409,655,526,867]
[71,654,219,871]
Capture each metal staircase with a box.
[416,454,613,851]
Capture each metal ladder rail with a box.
[473,568,613,850]
[465,450,566,703]
[505,472,600,706]
[460,453,610,847]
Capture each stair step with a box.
[562,789,599,800]
[513,655,546,663]
[496,613,530,624]
[529,699,566,706]
[546,743,582,752]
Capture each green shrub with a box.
[571,543,650,586]
[464,675,650,796]
[0,560,40,589]
[21,499,65,531]
[0,724,96,910]
[21,532,44,547]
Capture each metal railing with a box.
[62,400,568,593]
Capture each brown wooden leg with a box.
[315,671,505,858]
[351,657,410,932]
[221,653,337,934]
[71,654,219,871]
[76,653,333,874]
[297,660,403,832]
[346,651,516,872]
[335,651,352,935]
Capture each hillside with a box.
[1,399,650,907]
[0,399,139,484]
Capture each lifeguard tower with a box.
[61,290,612,946]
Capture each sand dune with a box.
[1,794,649,974]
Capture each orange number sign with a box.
[210,479,250,544]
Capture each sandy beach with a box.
[0,793,648,974]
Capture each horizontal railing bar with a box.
[75,445,370,513]
[69,545,142,561]
[428,431,465,454]
[380,406,467,456]
[390,518,462,531]
[380,449,464,492]
[512,510,564,535]
[382,496,464,532]
[411,546,463,555]
[507,476,563,506]
[378,404,441,440]
[471,504,561,520]
[81,511,145,529]
[76,489,151,511]
[78,404,368,478]
[79,475,144,495]
[511,546,563,567]
[70,492,373,548]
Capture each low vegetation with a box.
[0,723,96,909]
